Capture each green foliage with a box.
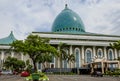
[10,34,58,71]
[110,41,120,61]
[58,43,68,69]
[25,60,33,73]
[3,56,25,71]
[105,69,120,76]
[58,42,75,74]
[110,40,120,50]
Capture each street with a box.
[0,75,120,81]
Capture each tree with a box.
[57,42,75,74]
[110,40,120,50]
[58,43,68,69]
[3,56,25,71]
[110,41,120,61]
[67,53,75,68]
[37,52,53,68]
[10,35,58,72]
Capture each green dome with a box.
[52,4,86,34]
[0,31,17,45]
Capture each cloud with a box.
[0,0,120,40]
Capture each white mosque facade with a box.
[0,5,120,73]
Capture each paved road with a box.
[48,75,120,81]
[0,75,120,81]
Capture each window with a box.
[108,49,114,68]
[75,48,81,68]
[66,28,68,30]
[60,29,62,31]
[38,63,41,69]
[76,28,78,31]
[108,49,114,60]
[73,28,74,30]
[85,48,92,63]
[97,49,103,58]
[51,56,54,63]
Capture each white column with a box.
[70,45,73,55]
[104,47,107,60]
[93,46,96,57]
[21,53,24,60]
[11,51,14,57]
[114,49,117,59]
[1,51,4,60]
[101,62,104,74]
[81,46,84,65]
[114,49,118,68]
[57,46,60,68]
[1,51,4,67]
[70,45,73,68]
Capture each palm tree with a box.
[67,53,75,68]
[110,40,120,49]
[110,41,120,68]
[37,52,53,69]
[58,42,68,74]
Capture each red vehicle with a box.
[21,71,30,77]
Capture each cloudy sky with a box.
[0,0,120,40]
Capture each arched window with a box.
[85,48,92,63]
[97,49,103,58]
[108,49,114,61]
[75,48,81,68]
[108,49,114,69]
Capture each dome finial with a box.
[65,4,68,9]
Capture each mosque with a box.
[0,4,120,74]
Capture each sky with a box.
[0,0,120,40]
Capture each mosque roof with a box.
[52,4,86,34]
[0,31,17,45]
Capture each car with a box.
[21,71,30,77]
[91,71,103,77]
[0,70,13,75]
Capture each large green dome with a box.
[52,4,86,34]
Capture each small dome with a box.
[52,4,85,34]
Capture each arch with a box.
[85,48,92,63]
[50,53,55,68]
[108,49,115,69]
[74,48,81,68]
[97,48,103,58]
[108,49,114,60]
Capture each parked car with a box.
[91,71,103,77]
[0,70,13,75]
[21,71,30,77]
